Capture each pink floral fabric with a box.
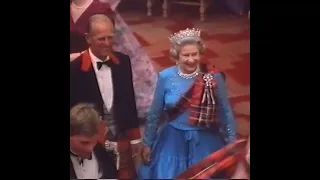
[101,0,158,118]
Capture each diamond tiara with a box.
[168,28,201,44]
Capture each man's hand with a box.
[131,142,142,158]
[131,142,142,172]
[141,145,151,165]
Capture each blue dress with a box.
[139,66,237,179]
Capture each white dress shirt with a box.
[90,49,114,111]
[89,49,141,139]
[70,152,102,179]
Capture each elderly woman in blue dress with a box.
[139,28,238,179]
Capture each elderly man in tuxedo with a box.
[70,14,141,179]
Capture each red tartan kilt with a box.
[97,121,137,179]
[98,121,108,145]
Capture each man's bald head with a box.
[85,14,115,61]
[86,14,115,34]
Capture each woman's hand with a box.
[141,145,152,165]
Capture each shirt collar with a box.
[88,48,109,71]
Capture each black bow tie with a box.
[97,61,113,70]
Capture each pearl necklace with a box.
[71,0,93,9]
[177,66,200,79]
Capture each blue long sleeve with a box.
[215,73,237,143]
[143,74,165,148]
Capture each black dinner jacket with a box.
[70,143,118,179]
[70,51,140,135]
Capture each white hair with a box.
[169,36,206,59]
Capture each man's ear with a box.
[84,33,91,44]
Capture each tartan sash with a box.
[166,64,220,127]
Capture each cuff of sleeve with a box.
[127,128,141,140]
[130,139,141,145]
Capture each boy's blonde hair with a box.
[70,103,100,137]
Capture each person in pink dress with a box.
[70,0,157,120]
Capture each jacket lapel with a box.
[70,158,76,179]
